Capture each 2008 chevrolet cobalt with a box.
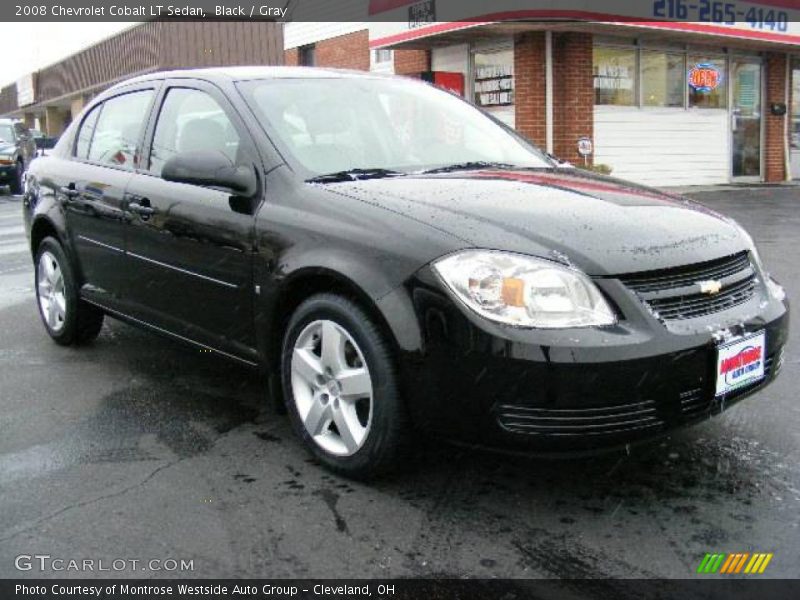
[23,67,789,477]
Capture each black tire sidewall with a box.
[35,237,80,344]
[10,161,23,195]
[281,294,403,478]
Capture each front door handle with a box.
[128,199,156,220]
[60,185,79,200]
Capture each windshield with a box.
[0,124,14,143]
[237,77,552,177]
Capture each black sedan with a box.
[22,67,789,478]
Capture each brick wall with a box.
[514,32,547,149]
[394,49,430,75]
[552,32,594,165]
[316,30,371,70]
[765,52,789,183]
[285,30,370,70]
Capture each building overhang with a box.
[368,2,800,51]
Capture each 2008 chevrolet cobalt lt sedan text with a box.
[22,67,789,477]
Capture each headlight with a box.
[730,220,784,302]
[767,277,786,302]
[432,250,617,328]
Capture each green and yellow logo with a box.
[696,552,773,574]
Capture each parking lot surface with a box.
[0,187,797,579]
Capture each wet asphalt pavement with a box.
[0,187,798,580]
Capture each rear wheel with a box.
[35,237,104,345]
[281,293,407,479]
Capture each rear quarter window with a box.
[75,105,102,160]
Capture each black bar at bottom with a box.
[3,579,800,600]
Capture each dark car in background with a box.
[22,68,789,478]
[29,128,59,157]
[0,118,36,193]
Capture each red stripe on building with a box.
[369,10,800,47]
[369,0,800,17]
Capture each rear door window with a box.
[86,90,154,169]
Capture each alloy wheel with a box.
[290,319,373,456]
[37,250,67,332]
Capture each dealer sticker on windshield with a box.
[716,332,766,397]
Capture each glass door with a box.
[791,58,799,180]
[730,58,763,181]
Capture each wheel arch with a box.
[265,267,401,372]
[29,211,89,282]
[30,215,64,257]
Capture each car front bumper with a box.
[398,269,790,454]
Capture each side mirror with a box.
[162,150,257,197]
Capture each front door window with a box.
[730,59,762,180]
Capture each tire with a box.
[281,293,407,479]
[35,237,104,346]
[9,160,23,195]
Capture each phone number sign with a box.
[653,0,791,32]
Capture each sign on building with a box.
[16,74,34,107]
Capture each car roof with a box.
[108,66,392,92]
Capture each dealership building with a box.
[0,20,283,138]
[0,4,797,188]
[285,1,800,186]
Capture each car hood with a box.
[320,168,748,276]
[0,142,16,155]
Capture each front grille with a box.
[679,387,708,419]
[647,277,758,320]
[496,400,664,437]
[619,252,758,321]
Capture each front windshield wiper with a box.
[306,168,405,183]
[420,161,517,174]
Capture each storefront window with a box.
[593,47,636,106]
[688,56,727,109]
[473,48,514,127]
[298,45,315,67]
[373,49,393,64]
[473,49,514,107]
[642,51,685,107]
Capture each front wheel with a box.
[281,294,407,479]
[35,237,104,345]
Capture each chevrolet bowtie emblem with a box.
[698,280,723,295]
